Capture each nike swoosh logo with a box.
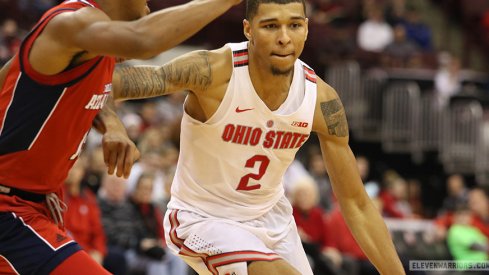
[235,107,254,113]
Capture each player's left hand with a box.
[102,131,140,178]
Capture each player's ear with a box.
[304,17,309,41]
[243,19,252,42]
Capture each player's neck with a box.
[248,58,293,111]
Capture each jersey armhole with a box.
[18,6,104,87]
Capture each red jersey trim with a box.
[303,65,317,83]
[168,209,281,275]
[19,4,103,86]
[233,49,249,67]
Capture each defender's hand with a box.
[102,131,140,178]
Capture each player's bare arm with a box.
[28,0,241,76]
[92,96,140,178]
[312,78,405,275]
[319,97,348,138]
[112,46,232,101]
[113,51,213,100]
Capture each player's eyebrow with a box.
[259,16,306,24]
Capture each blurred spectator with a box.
[435,187,489,241]
[440,174,469,214]
[138,127,167,154]
[283,159,312,197]
[356,155,380,199]
[379,171,412,218]
[128,173,188,275]
[126,149,170,204]
[0,2,20,29]
[384,0,406,25]
[157,93,185,124]
[98,174,135,275]
[381,24,420,68]
[434,53,462,109]
[306,147,333,211]
[357,7,393,53]
[290,177,337,275]
[326,201,380,275]
[406,179,424,218]
[468,188,489,238]
[291,177,328,247]
[447,204,488,261]
[0,19,23,65]
[64,157,107,265]
[309,0,346,25]
[122,113,144,143]
[399,8,433,51]
[140,101,163,130]
[82,146,107,194]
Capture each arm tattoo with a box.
[117,51,212,99]
[320,99,349,137]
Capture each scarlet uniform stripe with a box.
[168,210,184,248]
[167,210,281,275]
[168,210,216,274]
[233,49,249,67]
[303,65,316,83]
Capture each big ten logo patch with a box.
[291,121,308,128]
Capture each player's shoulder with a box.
[46,5,109,35]
[315,76,340,103]
[206,45,233,81]
[208,45,232,61]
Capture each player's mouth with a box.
[271,52,294,58]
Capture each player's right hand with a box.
[102,131,141,178]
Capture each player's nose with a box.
[277,26,291,45]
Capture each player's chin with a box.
[270,65,294,76]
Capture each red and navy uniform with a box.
[0,1,113,274]
[0,0,114,194]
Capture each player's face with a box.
[244,2,308,75]
[121,0,151,20]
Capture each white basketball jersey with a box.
[168,42,318,221]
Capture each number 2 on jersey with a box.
[237,155,270,191]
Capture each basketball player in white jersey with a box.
[112,0,405,274]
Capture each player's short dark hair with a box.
[246,0,306,20]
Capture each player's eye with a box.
[290,23,302,29]
[264,24,277,29]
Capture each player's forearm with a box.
[131,0,235,58]
[93,96,126,134]
[112,51,212,100]
[341,199,405,275]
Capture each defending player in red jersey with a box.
[0,0,241,274]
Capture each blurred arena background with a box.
[2,0,489,274]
